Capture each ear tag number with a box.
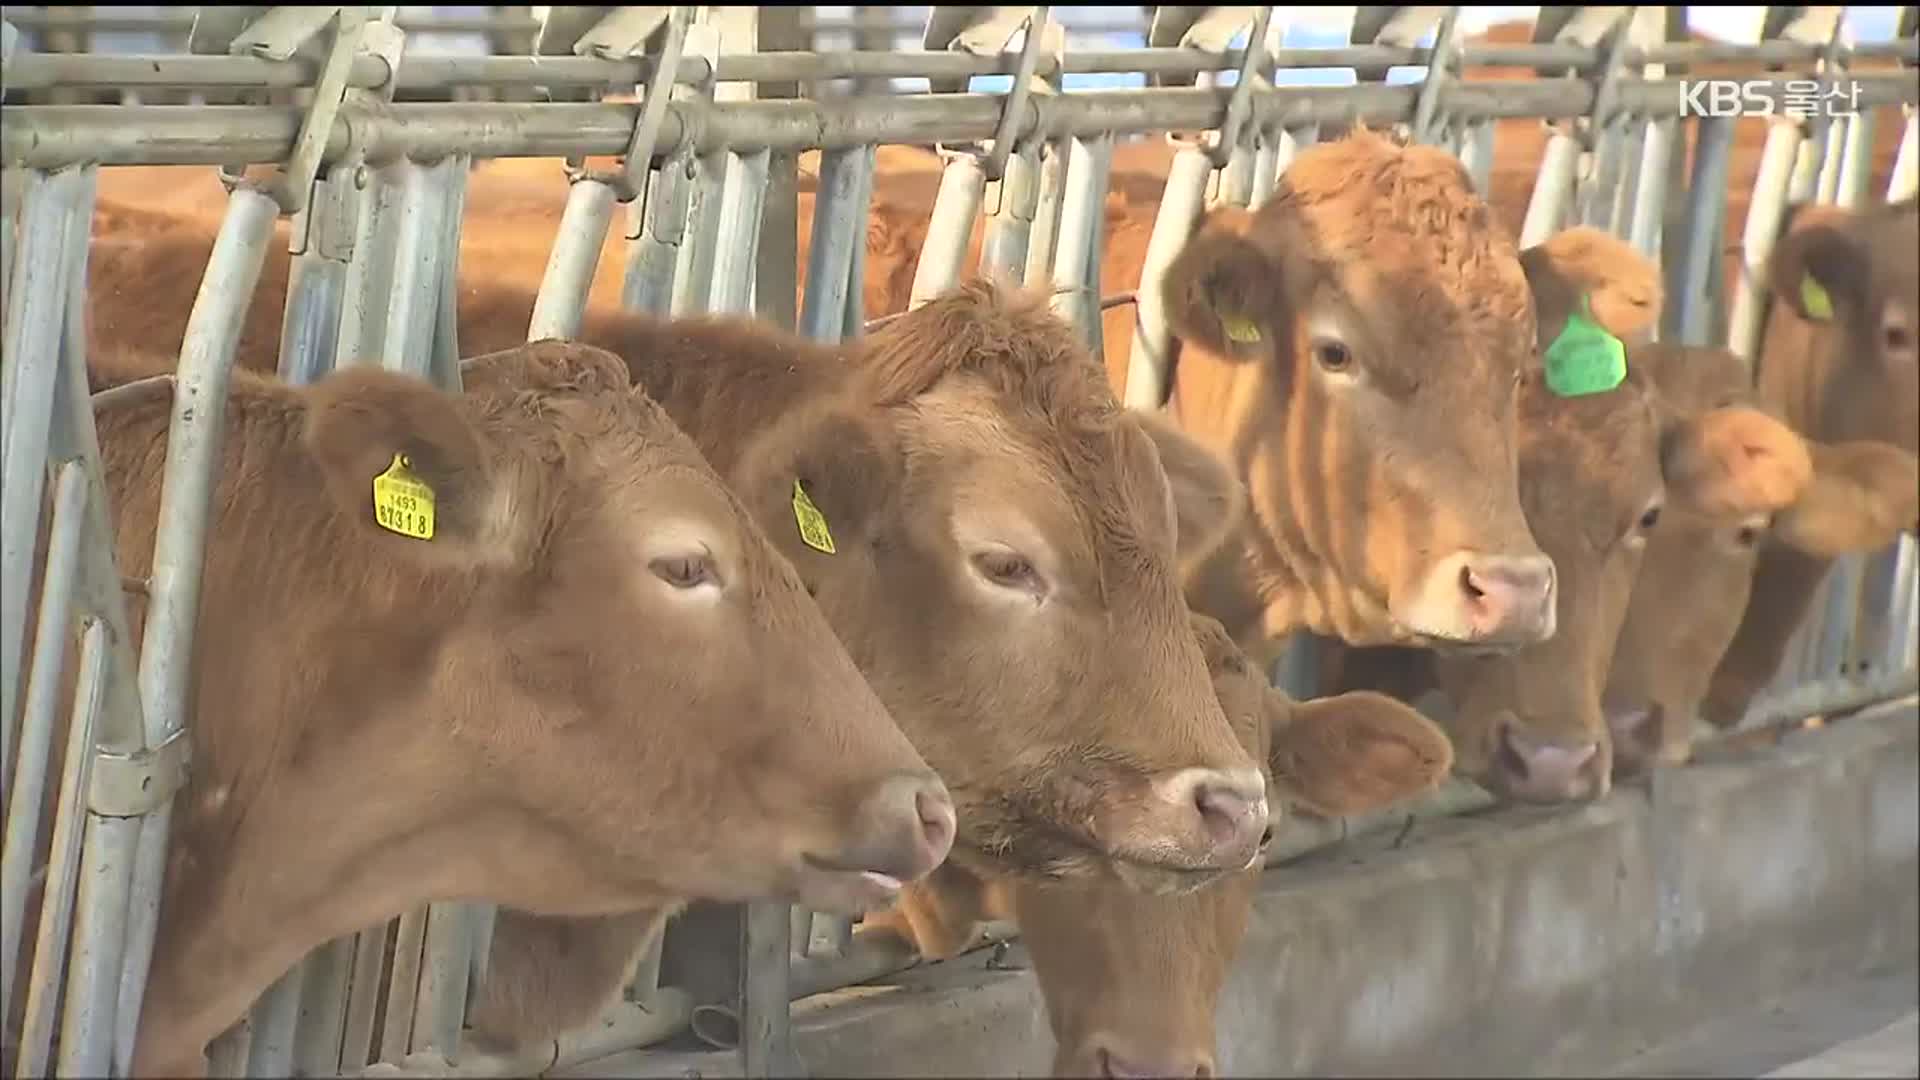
[373,453,436,541]
[792,480,836,555]
[1543,298,1627,398]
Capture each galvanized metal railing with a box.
[3,5,1918,1079]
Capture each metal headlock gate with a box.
[1,4,1917,1078]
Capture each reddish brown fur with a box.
[12,343,948,1077]
[883,614,1454,1077]
[1159,127,1552,657]
[1324,231,1819,803]
[1706,197,1920,729]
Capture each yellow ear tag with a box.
[1799,273,1834,322]
[372,453,436,541]
[792,479,836,555]
[1222,315,1263,344]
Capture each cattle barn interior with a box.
[2,5,1917,1078]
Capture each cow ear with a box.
[1660,404,1814,520]
[733,398,904,574]
[304,366,521,569]
[1266,689,1454,817]
[1161,207,1275,362]
[1766,205,1866,323]
[1519,226,1664,347]
[1771,440,1920,558]
[461,339,634,396]
[1130,411,1245,565]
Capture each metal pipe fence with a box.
[3,5,1918,1079]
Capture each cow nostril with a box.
[1460,564,1486,603]
[915,786,955,862]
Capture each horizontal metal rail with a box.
[6,39,1917,95]
[5,69,1917,169]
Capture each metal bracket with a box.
[219,6,370,217]
[925,7,1060,181]
[1349,6,1450,84]
[1150,6,1271,165]
[230,5,344,61]
[1534,7,1633,153]
[565,6,690,205]
[89,726,192,819]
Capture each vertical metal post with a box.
[1628,118,1675,261]
[799,146,875,343]
[1048,134,1112,350]
[668,152,727,317]
[1520,130,1580,248]
[978,145,1042,282]
[528,175,619,341]
[707,149,773,316]
[1457,121,1496,197]
[622,158,692,316]
[1835,108,1876,209]
[1890,107,1919,203]
[1674,116,1737,347]
[90,182,281,1079]
[1726,121,1804,362]
[1122,146,1211,412]
[279,167,355,385]
[909,154,987,310]
[1021,140,1069,289]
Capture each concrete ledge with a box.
[569,700,1919,1079]
[1761,1013,1919,1078]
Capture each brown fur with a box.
[1158,126,1553,656]
[892,614,1453,1076]
[1706,197,1920,728]
[12,342,947,1077]
[1325,235,1819,803]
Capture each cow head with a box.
[1427,231,1813,804]
[1160,126,1554,652]
[1765,197,1919,453]
[1016,614,1452,1078]
[1604,345,1919,774]
[299,343,954,914]
[728,284,1269,891]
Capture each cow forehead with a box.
[910,380,1178,563]
[1519,384,1661,540]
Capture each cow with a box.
[886,612,1454,1079]
[122,277,1268,1056]
[5,341,955,1077]
[1702,196,1920,730]
[1159,126,1557,661]
[1600,342,1918,774]
[1322,227,1825,803]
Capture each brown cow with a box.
[1162,126,1557,660]
[1602,342,1919,773]
[352,280,1275,1053]
[1703,196,1920,730]
[864,612,1453,1078]
[1325,228,1821,803]
[20,342,953,1076]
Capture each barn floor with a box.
[1607,963,1918,1078]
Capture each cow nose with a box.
[844,772,957,882]
[1173,769,1270,870]
[1096,1046,1215,1079]
[1457,553,1557,643]
[1491,719,1605,804]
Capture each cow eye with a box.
[973,549,1045,595]
[1312,339,1352,372]
[1735,524,1763,547]
[1638,505,1663,531]
[651,554,714,589]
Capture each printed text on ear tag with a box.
[792,479,836,555]
[373,453,436,540]
[1222,315,1262,344]
[1543,305,1627,398]
[1799,273,1833,322]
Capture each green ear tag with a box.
[1543,300,1627,398]
[792,479,837,555]
[1798,273,1833,322]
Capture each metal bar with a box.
[337,925,390,1071]
[908,153,987,310]
[1676,116,1737,347]
[1021,138,1068,289]
[1889,107,1919,203]
[279,165,354,385]
[798,145,872,343]
[409,902,476,1057]
[1,459,86,1019]
[102,183,281,1077]
[706,148,772,316]
[8,72,1918,169]
[379,908,430,1063]
[243,964,306,1076]
[978,144,1042,282]
[1457,119,1496,196]
[668,152,726,317]
[1727,120,1805,363]
[1122,145,1211,411]
[1520,129,1580,248]
[527,175,618,341]
[621,160,691,315]
[292,935,357,1076]
[1628,117,1675,258]
[17,618,108,1080]
[1835,107,1876,208]
[1048,134,1109,346]
[1,168,90,752]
